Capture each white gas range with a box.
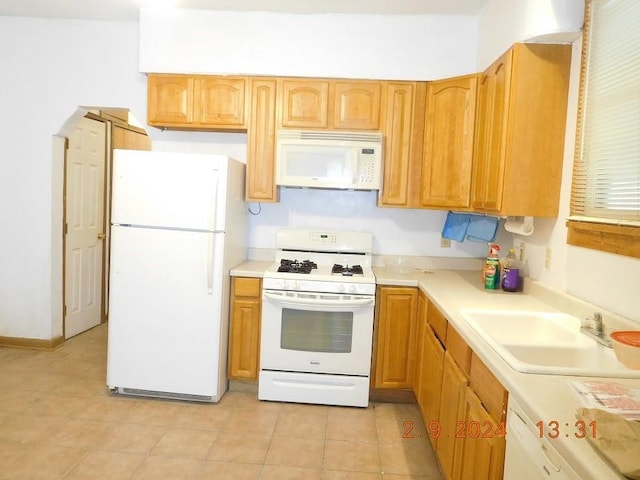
[259,229,376,408]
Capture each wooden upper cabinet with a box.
[421,74,478,209]
[333,81,382,130]
[379,82,426,208]
[281,79,329,128]
[471,43,572,217]
[196,77,247,128]
[147,74,194,126]
[147,74,248,130]
[246,78,278,202]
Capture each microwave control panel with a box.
[357,148,379,186]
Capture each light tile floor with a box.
[0,325,443,479]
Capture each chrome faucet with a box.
[580,312,613,348]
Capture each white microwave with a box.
[275,130,383,190]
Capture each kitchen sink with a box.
[459,309,640,378]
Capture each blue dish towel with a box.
[466,215,499,242]
[442,212,471,242]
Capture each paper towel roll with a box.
[504,216,534,236]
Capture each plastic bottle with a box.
[501,248,520,292]
[484,244,500,290]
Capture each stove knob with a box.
[337,284,346,293]
[293,281,301,290]
[282,280,291,290]
[348,284,357,293]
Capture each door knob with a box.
[97,233,107,240]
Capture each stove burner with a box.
[278,259,318,274]
[331,264,364,276]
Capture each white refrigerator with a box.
[106,150,247,402]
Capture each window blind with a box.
[570,0,640,226]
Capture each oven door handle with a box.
[263,291,374,309]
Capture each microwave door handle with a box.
[263,291,374,309]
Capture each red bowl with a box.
[611,331,640,369]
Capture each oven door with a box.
[261,289,375,376]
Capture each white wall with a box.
[0,17,147,339]
[477,0,584,69]
[139,9,479,80]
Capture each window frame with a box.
[567,0,640,259]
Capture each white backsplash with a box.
[248,187,490,258]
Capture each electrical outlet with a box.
[545,247,552,269]
[440,237,451,248]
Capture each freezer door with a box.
[107,225,226,398]
[111,150,223,231]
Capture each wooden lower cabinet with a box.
[373,286,418,389]
[417,322,445,449]
[228,277,262,380]
[436,351,469,480]
[457,387,506,480]
[411,299,506,480]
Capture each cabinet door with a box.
[417,323,445,449]
[422,75,478,209]
[246,78,278,202]
[333,81,382,130]
[413,290,428,396]
[471,50,511,213]
[147,74,194,126]
[228,278,262,380]
[457,388,506,480]
[379,82,420,207]
[373,286,418,389]
[281,79,329,128]
[196,77,247,128]
[436,351,469,480]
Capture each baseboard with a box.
[0,335,65,350]
[369,388,417,404]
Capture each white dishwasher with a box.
[504,398,582,480]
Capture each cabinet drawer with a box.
[233,277,261,297]
[469,352,508,423]
[445,325,472,376]
[427,301,448,343]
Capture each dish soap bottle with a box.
[484,244,500,290]
[501,248,520,292]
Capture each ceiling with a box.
[0,0,488,21]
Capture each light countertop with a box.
[231,260,637,479]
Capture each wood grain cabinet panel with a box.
[147,74,194,126]
[246,78,278,202]
[373,286,418,389]
[379,82,424,207]
[147,74,248,130]
[228,277,262,380]
[457,387,506,480]
[471,43,572,216]
[437,351,469,480]
[417,321,445,450]
[281,79,329,128]
[421,74,478,209]
[333,81,382,130]
[196,77,247,128]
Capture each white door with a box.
[64,116,107,338]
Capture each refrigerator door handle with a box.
[206,172,219,295]
[207,233,215,295]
